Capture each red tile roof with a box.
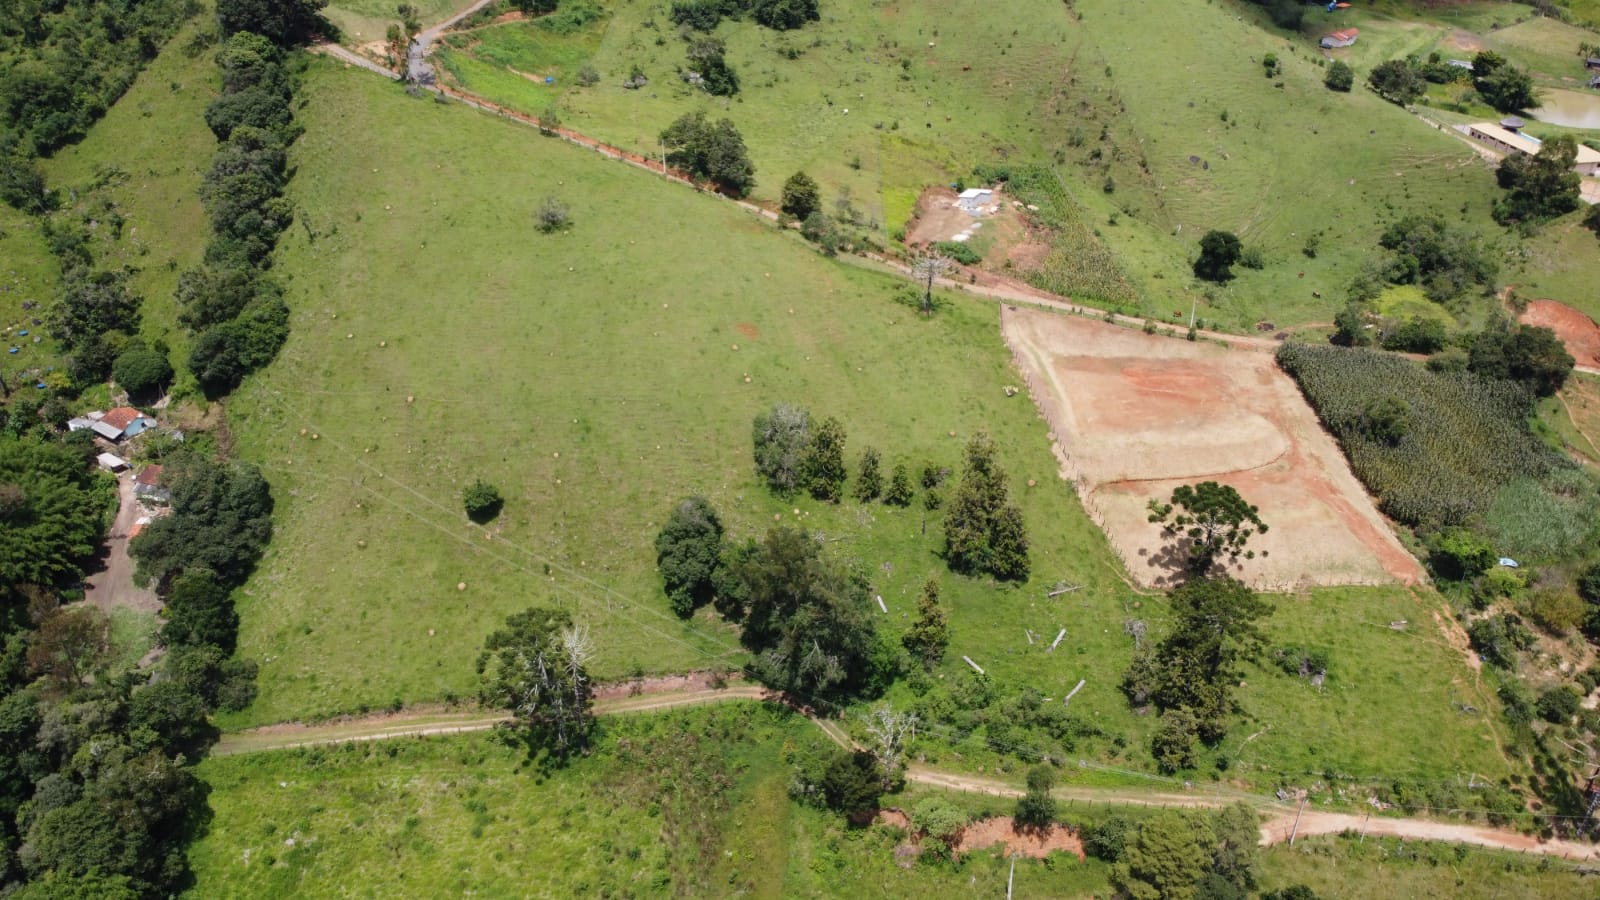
[135,465,164,487]
[100,407,145,431]
[1327,28,1359,40]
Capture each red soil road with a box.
[1521,299,1600,375]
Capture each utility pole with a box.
[1006,853,1016,900]
[1288,798,1306,847]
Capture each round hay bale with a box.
[299,428,307,436]
[406,395,415,403]
[457,582,466,591]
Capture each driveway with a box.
[82,473,161,615]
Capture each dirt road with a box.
[215,690,1597,860]
[82,473,160,615]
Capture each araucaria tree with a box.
[801,416,848,501]
[902,577,949,668]
[943,433,1030,581]
[1192,230,1242,282]
[752,403,811,494]
[655,496,726,618]
[718,527,881,702]
[1147,481,1267,577]
[478,607,595,762]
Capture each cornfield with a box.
[1005,165,1139,305]
[1276,344,1567,528]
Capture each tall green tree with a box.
[854,447,883,502]
[216,0,330,46]
[719,527,880,701]
[1192,230,1242,282]
[752,403,811,494]
[1368,58,1425,105]
[1467,323,1575,396]
[943,433,1030,581]
[902,577,949,668]
[1477,64,1539,113]
[0,436,109,599]
[801,416,848,502]
[1123,577,1272,743]
[1013,766,1057,829]
[655,496,726,617]
[884,463,914,507]
[1112,811,1212,900]
[477,607,595,761]
[1496,134,1581,224]
[1146,481,1268,577]
[1323,60,1353,92]
[781,171,821,219]
[129,456,274,589]
[661,112,756,196]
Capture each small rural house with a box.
[1587,57,1600,71]
[133,465,169,503]
[96,452,129,473]
[957,188,994,213]
[1590,74,1600,89]
[1319,28,1358,49]
[1447,59,1474,72]
[91,406,157,442]
[1465,122,1600,175]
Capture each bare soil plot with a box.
[1520,298,1600,374]
[1002,308,1422,590]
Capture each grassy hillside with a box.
[218,60,1513,804]
[1260,833,1592,899]
[188,704,1109,897]
[40,14,220,356]
[0,206,62,397]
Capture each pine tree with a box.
[884,463,914,507]
[943,433,1030,580]
[854,446,882,502]
[801,416,848,502]
[902,577,949,668]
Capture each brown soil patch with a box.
[954,817,1085,861]
[735,322,759,339]
[1441,28,1486,55]
[905,186,967,246]
[1521,299,1600,373]
[1002,308,1423,589]
[876,808,912,829]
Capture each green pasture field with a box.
[1064,0,1509,330]
[40,14,220,359]
[0,205,61,399]
[188,703,1106,897]
[425,0,1600,333]
[218,61,1512,798]
[324,0,475,46]
[434,12,609,113]
[1260,833,1592,899]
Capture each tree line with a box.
[181,30,302,398]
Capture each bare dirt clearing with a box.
[954,817,1086,860]
[1521,299,1600,374]
[1002,308,1422,589]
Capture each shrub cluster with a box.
[669,0,819,32]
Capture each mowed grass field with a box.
[220,61,1514,794]
[187,704,1110,897]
